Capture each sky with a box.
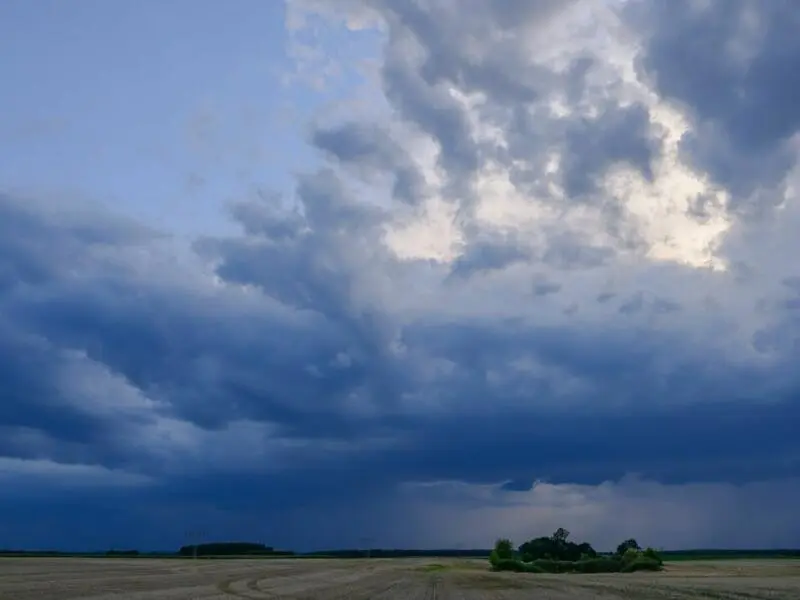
[1,0,800,552]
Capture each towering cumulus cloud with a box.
[1,0,800,551]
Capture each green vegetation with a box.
[489,528,664,574]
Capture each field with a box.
[1,557,798,599]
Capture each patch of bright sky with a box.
[0,0,377,238]
[380,2,731,271]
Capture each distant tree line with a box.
[303,548,490,558]
[2,542,800,561]
[490,528,665,574]
[660,549,800,560]
[177,542,294,557]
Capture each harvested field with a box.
[0,557,798,599]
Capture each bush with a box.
[530,559,573,573]
[492,554,661,574]
[489,550,500,567]
[491,558,527,572]
[490,537,517,569]
[529,559,558,573]
[643,547,663,565]
[573,557,624,573]
[621,557,663,573]
[493,538,515,560]
[522,562,547,573]
[489,549,501,568]
[529,557,626,574]
[491,558,547,573]
[622,547,641,563]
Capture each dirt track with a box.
[0,557,798,599]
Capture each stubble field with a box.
[0,557,798,599]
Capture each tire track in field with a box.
[360,577,409,600]
[562,578,778,600]
[216,563,365,599]
[215,564,319,598]
[216,567,306,599]
[426,575,440,600]
[635,582,790,600]
[216,576,276,599]
[287,569,405,599]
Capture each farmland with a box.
[0,557,798,599]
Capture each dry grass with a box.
[0,556,797,599]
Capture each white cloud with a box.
[287,0,733,276]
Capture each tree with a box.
[550,527,575,559]
[493,538,514,560]
[616,538,641,556]
[551,528,570,545]
[518,536,554,561]
[576,542,597,559]
[518,531,596,562]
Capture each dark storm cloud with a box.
[632,0,800,205]
[381,50,480,180]
[542,233,616,270]
[596,292,615,303]
[397,315,783,412]
[532,278,561,297]
[3,179,800,548]
[561,103,657,197]
[362,400,800,486]
[2,181,420,456]
[448,239,532,279]
[0,193,373,447]
[0,194,152,290]
[311,121,425,203]
[4,0,800,550]
[5,187,799,499]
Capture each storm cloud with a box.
[2,0,800,551]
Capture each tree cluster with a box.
[304,548,488,558]
[177,542,293,557]
[489,529,663,574]
[518,527,597,562]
